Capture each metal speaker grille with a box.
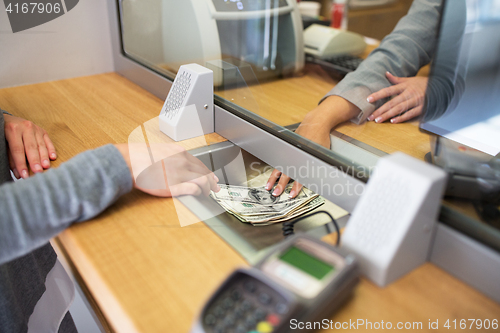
[163,71,193,119]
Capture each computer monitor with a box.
[420,0,500,211]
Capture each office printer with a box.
[161,0,304,83]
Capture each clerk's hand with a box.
[266,96,360,198]
[115,143,220,197]
[4,114,57,179]
[265,115,329,199]
[367,72,428,124]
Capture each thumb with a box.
[386,71,406,85]
[169,182,203,197]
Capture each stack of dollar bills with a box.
[210,184,325,226]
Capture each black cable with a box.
[282,210,341,246]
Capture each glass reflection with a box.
[121,0,304,82]
[422,0,500,231]
[118,0,500,245]
[121,0,313,124]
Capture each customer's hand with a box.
[4,114,57,179]
[266,96,360,198]
[367,72,428,124]
[116,143,220,197]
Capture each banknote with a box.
[216,194,317,216]
[231,198,325,225]
[211,183,325,225]
[217,194,324,225]
[244,197,325,224]
[211,184,315,205]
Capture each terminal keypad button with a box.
[241,299,253,311]
[231,289,242,301]
[254,308,267,321]
[266,314,280,326]
[256,321,274,333]
[258,293,272,305]
[245,315,257,328]
[224,315,236,327]
[213,325,224,333]
[213,305,224,317]
[204,314,216,327]
[202,277,287,333]
[235,325,247,333]
[233,306,244,319]
[275,303,288,315]
[222,297,234,309]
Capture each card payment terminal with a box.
[190,234,359,333]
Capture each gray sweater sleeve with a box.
[323,0,442,124]
[0,144,133,264]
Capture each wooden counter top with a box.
[1,73,498,332]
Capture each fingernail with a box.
[42,159,50,168]
[33,164,43,172]
[289,190,295,198]
[367,96,374,103]
[50,153,57,159]
[213,174,219,182]
[368,115,374,121]
[375,117,382,123]
[272,189,280,196]
[265,182,271,190]
[390,118,396,123]
[13,168,20,179]
[21,170,29,179]
[386,71,392,75]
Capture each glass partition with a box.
[119,0,380,176]
[421,0,500,250]
[117,0,500,251]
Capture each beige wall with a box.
[0,0,114,89]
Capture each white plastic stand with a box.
[159,63,214,141]
[342,152,447,287]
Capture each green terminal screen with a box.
[280,246,334,280]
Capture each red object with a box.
[267,314,281,326]
[331,3,345,29]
